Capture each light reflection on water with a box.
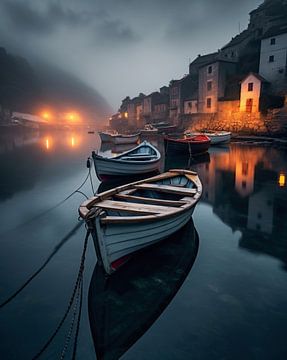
[0,130,286,359]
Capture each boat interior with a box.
[115,143,159,161]
[92,174,198,218]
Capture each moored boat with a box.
[79,169,202,274]
[92,141,161,180]
[98,131,117,143]
[153,122,177,134]
[88,218,199,360]
[164,134,211,155]
[185,130,231,145]
[140,124,158,135]
[110,132,140,145]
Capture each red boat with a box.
[164,134,211,155]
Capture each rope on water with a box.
[72,278,84,360]
[0,221,83,309]
[1,160,94,237]
[31,229,90,360]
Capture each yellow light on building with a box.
[124,112,128,118]
[279,173,285,187]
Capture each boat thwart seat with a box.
[134,183,197,196]
[93,199,178,215]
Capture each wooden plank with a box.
[93,199,177,214]
[114,193,187,206]
[134,183,197,196]
[169,169,197,175]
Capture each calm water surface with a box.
[0,130,286,359]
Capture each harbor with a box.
[0,130,287,359]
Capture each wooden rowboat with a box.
[92,141,161,180]
[185,130,231,145]
[164,134,211,155]
[88,219,199,360]
[110,133,140,145]
[79,169,202,275]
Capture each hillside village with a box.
[111,0,287,136]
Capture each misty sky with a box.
[0,0,263,110]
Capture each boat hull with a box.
[91,206,195,274]
[208,132,231,144]
[93,154,161,179]
[164,137,210,155]
[111,134,140,145]
[88,219,199,360]
[99,132,112,142]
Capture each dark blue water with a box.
[0,130,286,359]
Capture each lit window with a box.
[270,38,276,45]
[269,55,274,62]
[207,81,212,91]
[207,98,212,108]
[208,66,212,74]
[248,82,253,92]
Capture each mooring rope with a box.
[72,278,84,360]
[0,159,94,237]
[31,229,90,360]
[0,221,83,309]
[60,277,82,359]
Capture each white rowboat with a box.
[98,131,117,143]
[92,141,161,180]
[185,130,231,145]
[110,133,140,145]
[79,169,202,275]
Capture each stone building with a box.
[143,88,169,124]
[259,25,287,93]
[198,60,237,113]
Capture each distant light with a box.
[42,112,51,120]
[45,138,50,150]
[124,112,128,118]
[118,114,122,119]
[71,136,75,147]
[279,173,285,187]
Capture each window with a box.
[269,55,274,62]
[248,82,253,92]
[206,98,212,108]
[207,81,212,91]
[188,102,192,108]
[208,66,212,74]
[270,38,276,45]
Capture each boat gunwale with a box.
[93,141,161,165]
[79,170,202,224]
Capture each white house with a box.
[239,73,268,113]
[259,25,287,91]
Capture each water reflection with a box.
[191,144,287,269]
[0,130,99,202]
[88,219,199,360]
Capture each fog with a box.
[0,0,262,110]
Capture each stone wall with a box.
[181,99,287,136]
